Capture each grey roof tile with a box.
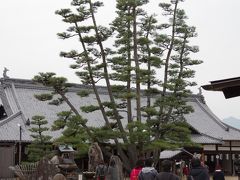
[1,78,240,143]
[185,99,240,140]
[159,149,182,159]
[0,112,32,142]
[191,134,222,144]
[160,148,194,159]
[4,86,19,113]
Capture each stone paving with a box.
[124,177,239,180]
[179,176,239,180]
[222,177,238,180]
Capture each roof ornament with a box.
[3,67,9,79]
[197,86,206,104]
[198,87,202,95]
[25,118,30,126]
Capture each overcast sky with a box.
[1,0,240,120]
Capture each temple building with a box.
[1,77,240,178]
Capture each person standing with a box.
[213,164,225,180]
[130,159,144,180]
[95,160,108,180]
[107,158,119,180]
[155,160,180,180]
[138,158,158,180]
[188,158,209,180]
[183,164,190,177]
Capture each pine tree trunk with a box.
[166,32,187,118]
[89,0,128,143]
[159,0,179,117]
[89,1,135,170]
[133,6,141,122]
[146,16,153,121]
[58,91,93,138]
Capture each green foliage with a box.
[144,121,195,151]
[81,105,100,113]
[102,101,115,109]
[33,72,71,94]
[52,111,72,130]
[34,93,53,101]
[27,115,52,162]
[111,85,126,93]
[144,88,161,96]
[48,98,64,105]
[142,107,158,117]
[27,143,52,162]
[77,90,90,97]
[53,115,89,157]
[127,121,151,145]
[31,0,204,170]
[91,127,122,143]
[145,139,178,151]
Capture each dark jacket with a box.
[189,166,209,180]
[213,170,225,180]
[155,172,180,180]
[138,167,158,180]
[107,166,119,180]
[95,164,108,177]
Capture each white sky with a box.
[0,0,240,120]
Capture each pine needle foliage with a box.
[32,0,202,171]
[27,115,52,162]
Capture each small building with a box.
[1,77,240,177]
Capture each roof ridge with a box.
[199,132,223,141]
[0,85,14,116]
[0,78,205,99]
[222,121,240,132]
[0,77,109,94]
[10,83,28,124]
[195,98,229,131]
[10,83,21,111]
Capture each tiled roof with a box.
[160,149,182,159]
[0,78,240,143]
[191,134,222,144]
[185,99,240,141]
[159,148,194,159]
[0,111,32,142]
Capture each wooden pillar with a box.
[216,144,219,167]
[230,141,233,175]
[201,152,205,163]
[18,125,22,165]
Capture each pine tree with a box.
[148,0,203,164]
[52,111,90,157]
[33,0,202,171]
[27,115,52,162]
